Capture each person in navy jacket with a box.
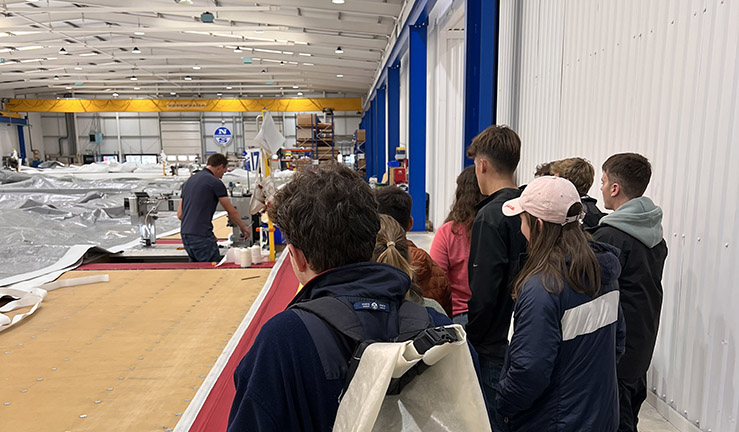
[496,176,625,431]
[227,164,457,432]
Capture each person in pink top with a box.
[430,166,484,326]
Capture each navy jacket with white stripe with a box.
[496,241,625,432]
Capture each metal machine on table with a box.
[124,192,181,247]
[216,183,255,248]
[124,189,254,249]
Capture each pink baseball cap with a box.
[502,176,583,225]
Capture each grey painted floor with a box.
[407,231,680,432]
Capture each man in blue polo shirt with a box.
[177,153,250,262]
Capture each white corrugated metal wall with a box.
[426,0,466,230]
[498,1,739,431]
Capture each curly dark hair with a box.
[445,166,483,236]
[267,163,380,273]
[376,186,413,230]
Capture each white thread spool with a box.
[233,248,241,266]
[240,248,251,268]
[251,245,262,264]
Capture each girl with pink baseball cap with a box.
[494,175,625,431]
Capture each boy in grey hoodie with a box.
[589,153,668,432]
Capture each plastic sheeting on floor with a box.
[0,170,185,285]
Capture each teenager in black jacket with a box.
[465,125,527,430]
[589,153,668,432]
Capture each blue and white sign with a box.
[213,127,233,147]
[244,149,261,171]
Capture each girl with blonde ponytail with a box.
[372,215,446,315]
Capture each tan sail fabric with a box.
[333,324,490,432]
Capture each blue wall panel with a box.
[463,0,500,166]
[408,19,428,232]
[376,86,387,180]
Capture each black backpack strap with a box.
[396,301,434,341]
[291,297,364,341]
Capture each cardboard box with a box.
[355,129,366,142]
[316,147,335,160]
[295,158,312,172]
[297,114,316,127]
[357,159,366,169]
[296,128,313,140]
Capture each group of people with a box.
[221,125,668,432]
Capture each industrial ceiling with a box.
[0,0,405,99]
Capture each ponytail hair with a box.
[372,214,414,277]
[372,215,424,304]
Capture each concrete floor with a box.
[407,232,680,432]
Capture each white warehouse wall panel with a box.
[35,111,360,160]
[400,51,410,151]
[498,1,739,431]
[0,123,20,157]
[426,0,466,230]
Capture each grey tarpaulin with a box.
[0,170,185,284]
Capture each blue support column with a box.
[366,100,375,180]
[372,98,379,179]
[463,0,500,166]
[387,62,401,167]
[375,86,386,180]
[17,125,27,164]
[408,19,427,232]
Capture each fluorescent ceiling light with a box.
[217,92,223,96]
[292,85,299,89]
[298,53,311,57]
[132,47,141,54]
[336,74,343,77]
[134,31,145,36]
[54,75,59,80]
[303,63,314,66]
[297,92,303,96]
[74,66,83,70]
[213,33,244,40]
[65,86,72,89]
[335,47,343,54]
[332,0,345,4]
[80,52,98,57]
[254,48,282,54]
[112,92,119,97]
[134,87,140,90]
[184,76,192,80]
[192,66,201,70]
[59,48,69,55]
[234,46,242,53]
[130,76,138,81]
[226,86,232,90]
[170,92,177,95]
[17,45,43,51]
